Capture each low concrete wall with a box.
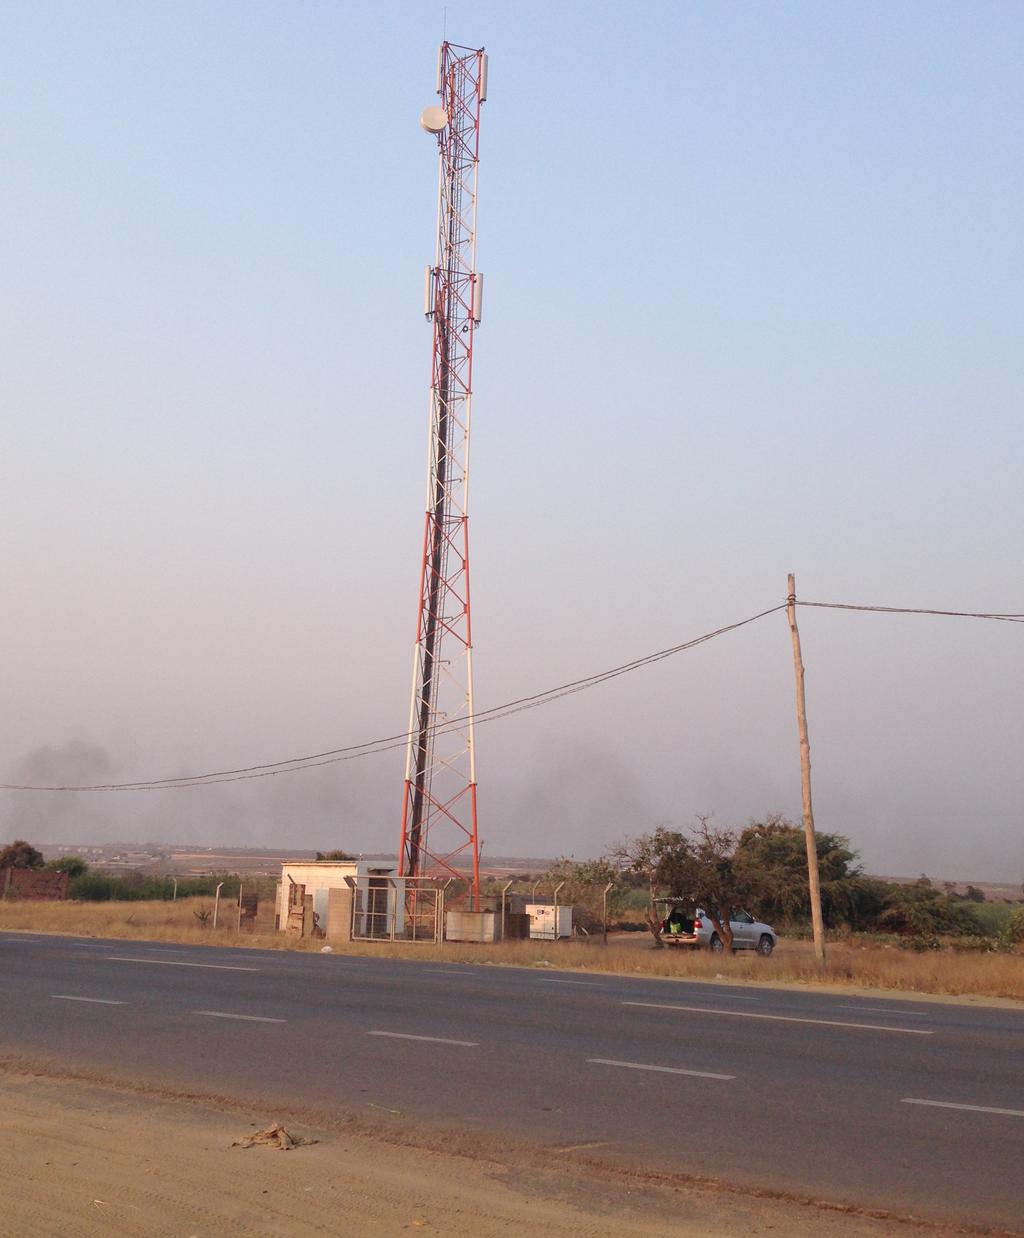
[327,887,353,942]
[446,910,499,943]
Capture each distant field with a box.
[2,897,1022,1003]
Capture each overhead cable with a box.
[2,595,1019,794]
[798,601,1024,623]
[0,604,787,792]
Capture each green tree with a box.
[609,827,686,945]
[731,817,882,929]
[1002,906,1024,946]
[611,819,742,948]
[659,817,741,950]
[43,855,89,877]
[315,849,354,861]
[541,856,623,930]
[0,840,44,870]
[879,878,980,937]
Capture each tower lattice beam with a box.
[399,43,487,905]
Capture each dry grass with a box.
[3,897,1023,1002]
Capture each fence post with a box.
[212,881,225,929]
[602,881,614,945]
[441,877,455,945]
[553,880,565,939]
[387,879,399,942]
[344,875,358,939]
[500,879,514,941]
[237,881,243,932]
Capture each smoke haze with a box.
[1,3,1021,882]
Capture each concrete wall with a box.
[446,910,499,942]
[327,886,353,942]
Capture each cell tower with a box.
[398,43,488,905]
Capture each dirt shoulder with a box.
[0,1069,996,1238]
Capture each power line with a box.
[1,595,1020,794]
[0,604,787,792]
[799,601,1024,623]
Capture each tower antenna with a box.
[400,43,488,906]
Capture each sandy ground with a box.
[0,1071,977,1238]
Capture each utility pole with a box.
[787,574,826,968]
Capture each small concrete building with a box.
[276,860,401,940]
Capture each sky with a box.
[1,1,1021,880]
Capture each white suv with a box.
[697,908,777,956]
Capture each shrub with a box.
[68,871,243,902]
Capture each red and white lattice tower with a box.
[399,43,487,904]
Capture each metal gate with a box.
[347,877,446,944]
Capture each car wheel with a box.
[709,934,724,953]
[757,934,774,957]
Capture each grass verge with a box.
[2,897,1022,1002]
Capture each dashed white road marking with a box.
[623,1000,933,1035]
[902,1098,1024,1118]
[52,995,126,1005]
[367,1030,479,1047]
[588,1058,735,1080]
[106,956,259,972]
[194,1010,285,1023]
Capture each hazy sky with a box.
[2,1,1021,880]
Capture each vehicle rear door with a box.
[729,910,756,948]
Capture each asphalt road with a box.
[2,931,1022,1230]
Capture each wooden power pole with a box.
[787,574,826,968]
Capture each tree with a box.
[43,855,88,878]
[315,849,354,861]
[541,856,623,931]
[611,819,742,949]
[609,827,685,946]
[0,840,44,870]
[731,817,878,928]
[660,817,741,950]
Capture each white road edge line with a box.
[367,1030,478,1047]
[838,1005,929,1017]
[623,1001,933,1035]
[688,992,760,1001]
[52,995,126,1005]
[902,1098,1024,1118]
[194,1010,286,1023]
[106,956,259,972]
[538,979,606,987]
[588,1058,735,1080]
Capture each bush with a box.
[879,878,981,937]
[44,855,88,877]
[1002,907,1024,947]
[68,871,243,902]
